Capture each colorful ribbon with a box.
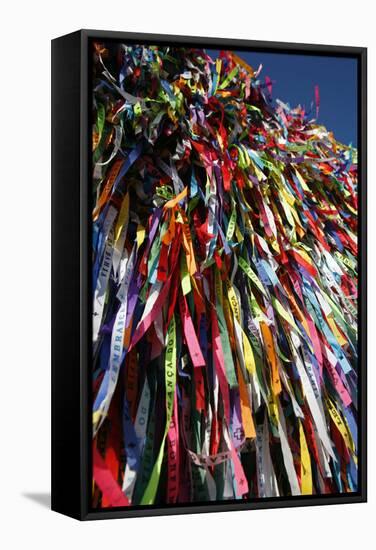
[91,41,358,508]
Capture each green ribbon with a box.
[140,314,177,504]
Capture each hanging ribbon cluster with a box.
[91,42,358,508]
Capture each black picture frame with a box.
[51,29,367,520]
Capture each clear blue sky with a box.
[206,49,358,146]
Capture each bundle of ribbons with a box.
[92,42,358,507]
